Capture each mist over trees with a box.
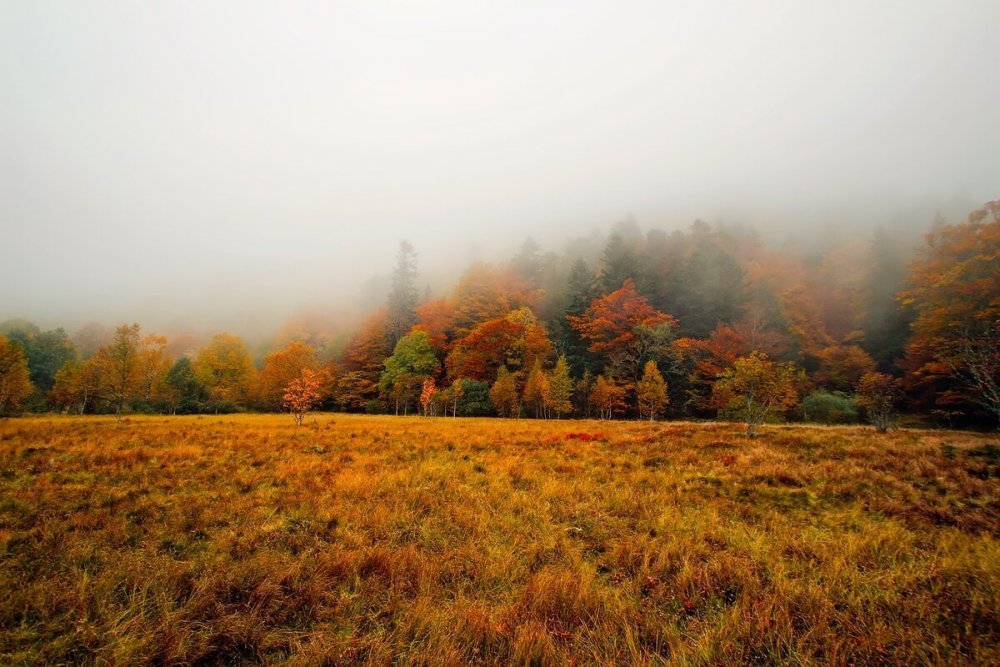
[1,201,997,429]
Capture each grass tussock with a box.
[0,414,998,665]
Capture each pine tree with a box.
[552,259,599,377]
[574,369,594,418]
[387,240,419,347]
[861,227,912,369]
[599,233,641,294]
[512,237,543,287]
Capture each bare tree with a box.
[942,322,1000,428]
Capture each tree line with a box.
[0,202,997,431]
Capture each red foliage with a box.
[446,308,551,383]
[413,298,454,352]
[569,280,675,355]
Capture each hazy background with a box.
[2,0,998,336]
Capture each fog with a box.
[2,1,997,339]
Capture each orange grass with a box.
[1,414,998,665]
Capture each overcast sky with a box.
[2,1,998,332]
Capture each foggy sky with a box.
[2,1,998,334]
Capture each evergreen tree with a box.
[861,228,912,370]
[671,231,745,338]
[165,357,207,414]
[512,237,543,286]
[455,379,493,416]
[551,259,599,376]
[574,368,594,417]
[386,240,419,347]
[599,233,641,294]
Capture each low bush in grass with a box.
[802,391,858,424]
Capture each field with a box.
[0,415,998,665]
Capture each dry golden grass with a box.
[1,414,998,665]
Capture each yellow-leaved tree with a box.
[712,351,800,437]
[636,360,668,421]
[194,333,257,409]
[0,335,33,414]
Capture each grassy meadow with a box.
[0,414,998,665]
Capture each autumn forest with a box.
[2,201,997,432]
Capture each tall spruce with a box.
[552,259,599,376]
[386,241,419,347]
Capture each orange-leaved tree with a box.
[590,375,625,420]
[446,307,551,385]
[419,378,438,416]
[569,279,678,404]
[337,309,392,410]
[257,341,320,411]
[676,324,753,413]
[0,335,33,414]
[813,344,876,392]
[413,298,455,353]
[855,371,902,433]
[900,201,1000,426]
[91,323,142,420]
[283,368,326,426]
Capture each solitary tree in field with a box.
[256,341,319,411]
[489,366,519,417]
[637,360,668,421]
[856,371,902,433]
[0,336,33,414]
[712,351,800,437]
[283,368,325,426]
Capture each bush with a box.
[802,391,858,424]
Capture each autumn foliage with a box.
[282,368,326,425]
[0,336,32,414]
[712,352,801,437]
[3,201,999,428]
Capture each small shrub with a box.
[801,391,858,424]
